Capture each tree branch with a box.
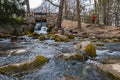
[45,0,60,7]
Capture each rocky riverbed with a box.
[0,36,120,80]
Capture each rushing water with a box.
[0,39,119,80]
[34,22,47,34]
[0,22,119,80]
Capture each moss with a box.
[32,32,39,38]
[65,37,70,42]
[78,37,83,41]
[73,54,83,61]
[26,31,32,37]
[91,40,97,42]
[55,35,65,42]
[32,55,48,68]
[85,43,96,57]
[59,53,83,61]
[0,55,48,76]
[96,43,104,46]
[46,34,55,39]
[55,37,63,42]
[54,35,71,42]
[66,34,75,39]
[39,34,45,41]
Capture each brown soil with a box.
[61,20,120,38]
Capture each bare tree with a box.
[76,0,81,30]
[57,0,65,29]
[45,0,65,29]
[26,0,30,15]
[64,0,68,19]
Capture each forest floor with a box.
[62,20,120,38]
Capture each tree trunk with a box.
[57,0,65,29]
[26,0,30,15]
[94,0,98,24]
[0,0,2,17]
[0,0,1,11]
[106,0,110,25]
[76,0,81,30]
[64,0,68,19]
[99,0,105,25]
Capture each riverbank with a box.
[62,20,120,40]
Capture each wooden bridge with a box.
[33,12,48,22]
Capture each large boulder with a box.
[74,41,96,58]
[57,53,83,61]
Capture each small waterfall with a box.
[34,22,47,34]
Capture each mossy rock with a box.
[111,38,119,42]
[0,34,11,38]
[96,43,104,46]
[91,40,97,42]
[78,37,83,41]
[85,42,96,57]
[58,53,83,61]
[46,33,55,39]
[32,32,39,38]
[66,34,75,39]
[39,34,45,41]
[0,55,48,76]
[82,32,88,38]
[54,35,65,42]
[65,36,70,42]
[74,41,96,58]
[26,31,32,37]
[101,58,120,64]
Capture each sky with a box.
[29,0,43,8]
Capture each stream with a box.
[0,22,120,80]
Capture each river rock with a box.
[74,41,96,58]
[0,55,48,76]
[55,34,69,42]
[10,49,27,55]
[57,53,83,61]
[39,34,45,41]
[97,63,120,80]
[96,42,104,46]
[11,36,18,42]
